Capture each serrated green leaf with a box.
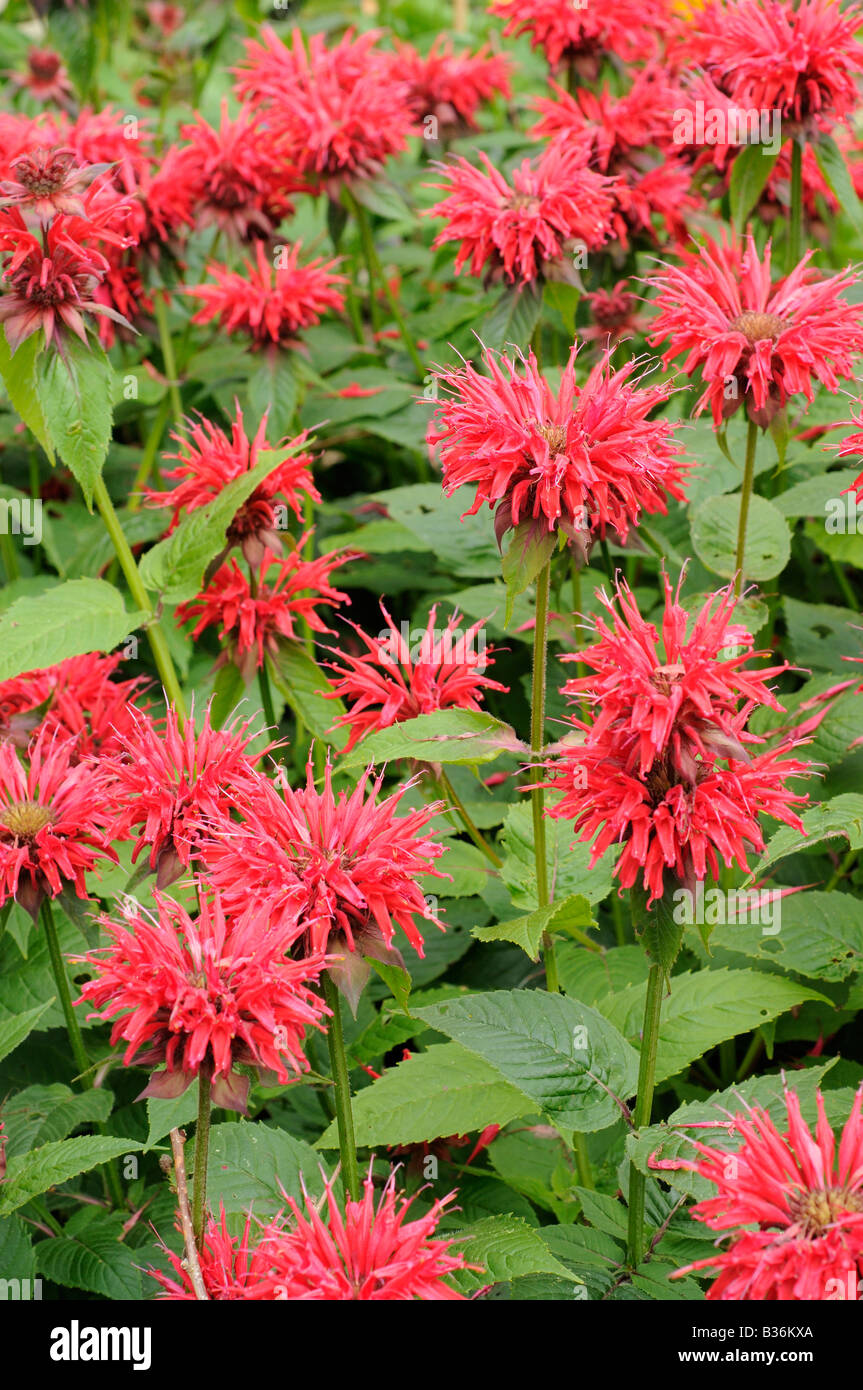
[0,330,54,460]
[708,891,863,981]
[0,579,144,683]
[3,1084,113,1157]
[0,1137,142,1215]
[472,894,595,961]
[481,281,543,352]
[36,337,114,507]
[317,1041,531,1149]
[206,1122,331,1224]
[0,1000,54,1065]
[449,1214,580,1294]
[749,793,863,876]
[414,990,639,1132]
[339,708,523,770]
[268,642,347,743]
[35,1213,142,1299]
[501,521,557,627]
[599,968,828,1083]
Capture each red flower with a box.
[174,103,303,242]
[0,652,147,756]
[145,404,320,566]
[250,1170,477,1300]
[186,240,346,348]
[326,602,508,755]
[0,729,118,920]
[203,761,445,1008]
[583,280,646,342]
[654,1087,863,1300]
[427,343,686,559]
[0,148,106,224]
[177,542,356,681]
[152,1207,259,1300]
[234,27,413,190]
[489,0,668,78]
[646,233,863,427]
[543,577,810,903]
[831,401,863,506]
[78,889,329,1112]
[9,49,74,106]
[0,209,131,351]
[386,38,512,136]
[685,0,863,131]
[107,706,265,888]
[427,143,614,286]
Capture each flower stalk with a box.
[323,970,361,1201]
[734,417,759,597]
[531,559,558,993]
[192,1060,213,1251]
[626,959,665,1268]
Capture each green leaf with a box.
[501,521,558,627]
[749,793,863,876]
[145,1088,199,1151]
[557,943,650,1005]
[247,352,299,440]
[691,493,791,582]
[35,1212,142,1299]
[209,661,248,730]
[0,330,54,460]
[317,1041,531,1148]
[772,470,860,518]
[366,957,411,1014]
[0,1137,142,1215]
[376,484,499,579]
[339,708,523,770]
[36,337,114,507]
[729,142,782,231]
[599,968,828,1084]
[449,1214,581,1294]
[500,802,619,908]
[206,1122,330,1223]
[0,1000,54,1065]
[814,134,863,238]
[414,991,639,1132]
[631,881,687,968]
[481,281,543,352]
[0,579,144,682]
[707,890,863,981]
[625,1062,837,1199]
[782,598,860,673]
[268,642,347,743]
[2,1085,113,1157]
[140,446,297,602]
[472,894,595,961]
[0,1215,36,1283]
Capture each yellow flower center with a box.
[787,1186,863,1236]
[729,311,786,344]
[1,800,53,840]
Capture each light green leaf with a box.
[36,337,114,507]
[317,1041,531,1149]
[729,141,783,230]
[691,493,791,582]
[472,894,595,961]
[0,330,54,460]
[0,1137,143,1215]
[0,579,144,682]
[749,793,863,876]
[340,708,524,770]
[268,642,347,743]
[814,134,863,237]
[414,990,640,1132]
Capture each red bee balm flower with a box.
[250,1171,477,1300]
[145,404,320,567]
[0,651,147,756]
[543,577,811,903]
[489,0,668,77]
[647,233,863,427]
[428,343,686,560]
[691,0,863,130]
[78,890,329,1112]
[177,541,356,681]
[107,706,265,888]
[187,240,346,347]
[234,27,413,189]
[655,1087,863,1300]
[0,729,118,920]
[428,144,614,286]
[326,603,508,755]
[152,1207,260,1301]
[203,762,446,1009]
[386,38,512,136]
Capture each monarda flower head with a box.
[203,761,446,1011]
[78,889,329,1112]
[234,27,413,191]
[187,240,346,348]
[686,0,863,134]
[427,343,686,563]
[0,728,118,920]
[107,705,266,889]
[543,575,811,903]
[654,1086,863,1300]
[177,541,357,682]
[489,0,670,78]
[325,602,508,755]
[384,38,512,138]
[145,404,320,567]
[0,147,109,224]
[427,143,614,287]
[646,232,863,427]
[0,651,147,756]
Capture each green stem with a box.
[735,1030,764,1083]
[610,889,625,947]
[153,291,184,432]
[41,897,91,1086]
[788,137,803,272]
[258,657,279,732]
[92,476,187,724]
[573,1133,594,1189]
[41,898,126,1210]
[734,418,759,597]
[0,528,19,583]
[192,1062,212,1251]
[825,847,857,892]
[323,972,361,1202]
[531,561,558,992]
[829,557,859,612]
[627,961,664,1268]
[344,189,425,378]
[437,769,502,867]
